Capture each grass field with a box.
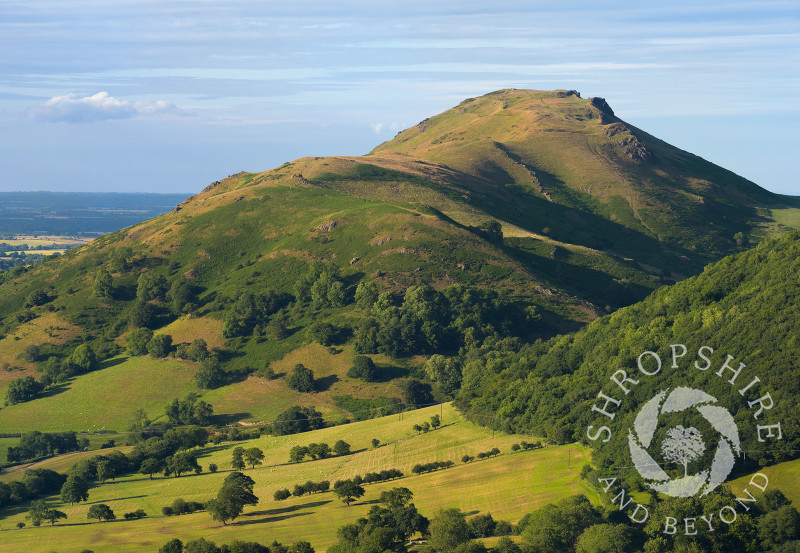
[0,356,198,433]
[770,207,800,230]
[0,404,592,552]
[727,458,800,506]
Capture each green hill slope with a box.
[456,229,800,477]
[0,89,797,436]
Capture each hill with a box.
[456,229,800,477]
[0,89,798,435]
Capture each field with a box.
[0,356,198,433]
[727,458,800,506]
[0,404,592,552]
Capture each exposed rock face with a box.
[202,180,222,193]
[317,220,338,232]
[589,97,615,123]
[603,123,655,163]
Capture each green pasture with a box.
[0,404,591,552]
[0,356,197,433]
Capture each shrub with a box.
[347,355,378,382]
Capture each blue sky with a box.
[1,1,798,196]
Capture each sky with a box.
[0,1,798,196]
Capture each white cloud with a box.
[370,122,384,134]
[29,91,181,123]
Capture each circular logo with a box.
[628,386,741,497]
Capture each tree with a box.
[333,480,365,506]
[127,328,154,356]
[96,458,113,483]
[308,322,338,346]
[60,474,89,505]
[347,355,378,382]
[575,523,635,553]
[243,447,264,469]
[167,451,199,477]
[273,406,325,436]
[232,447,246,470]
[286,363,315,392]
[428,508,472,552]
[274,488,291,501]
[159,539,184,553]
[27,499,67,527]
[521,495,600,553]
[129,300,156,328]
[354,280,379,309]
[371,438,380,448]
[333,440,351,456]
[147,334,173,358]
[137,271,168,302]
[289,445,309,463]
[187,339,209,362]
[431,414,442,429]
[207,471,258,525]
[661,425,705,477]
[398,378,433,408]
[308,442,331,459]
[140,457,162,479]
[195,357,225,389]
[93,269,113,298]
[69,343,96,373]
[5,376,42,405]
[87,503,116,522]
[26,289,50,307]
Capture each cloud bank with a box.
[29,91,180,123]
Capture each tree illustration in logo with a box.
[661,425,705,478]
[628,387,741,497]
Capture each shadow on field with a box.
[315,374,339,392]
[87,495,146,504]
[235,500,332,525]
[375,364,409,382]
[97,357,129,370]
[37,382,71,399]
[211,412,251,426]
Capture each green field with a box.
[727,458,800,506]
[0,356,198,433]
[771,207,800,230]
[0,404,592,552]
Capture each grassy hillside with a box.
[0,404,592,552]
[0,88,797,461]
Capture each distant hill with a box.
[0,192,191,235]
[0,89,798,434]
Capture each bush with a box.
[286,364,315,392]
[161,506,174,516]
[124,509,147,520]
[209,463,218,473]
[347,355,378,382]
[274,488,291,501]
[147,334,172,358]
